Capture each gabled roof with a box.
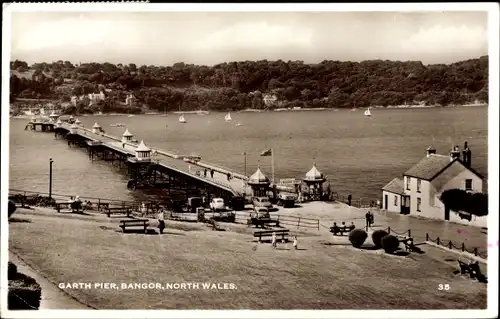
[135,140,150,152]
[404,154,454,181]
[248,166,270,185]
[382,177,404,195]
[404,153,484,182]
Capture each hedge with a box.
[371,230,389,249]
[381,235,400,254]
[348,229,368,248]
[8,268,42,310]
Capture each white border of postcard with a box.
[2,2,499,319]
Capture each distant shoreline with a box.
[10,103,488,119]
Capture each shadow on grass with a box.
[160,231,186,236]
[359,245,380,251]
[9,217,32,223]
[322,242,351,246]
[115,229,159,235]
[392,251,410,257]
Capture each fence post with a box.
[387,227,391,234]
[426,233,429,241]
[408,229,411,238]
[462,243,465,252]
[474,248,478,256]
[437,237,440,245]
[297,217,301,229]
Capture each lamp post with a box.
[49,158,54,200]
[243,152,247,196]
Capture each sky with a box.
[10,11,489,66]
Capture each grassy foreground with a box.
[9,210,487,309]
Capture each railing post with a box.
[408,229,411,238]
[426,233,429,241]
[317,220,320,231]
[387,227,391,234]
[437,237,440,245]
[462,243,465,252]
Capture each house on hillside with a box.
[381,143,486,227]
[263,94,278,106]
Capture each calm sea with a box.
[9,106,488,202]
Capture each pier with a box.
[51,121,248,202]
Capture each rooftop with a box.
[382,177,404,195]
[248,167,270,185]
[404,154,454,181]
[122,129,133,137]
[135,140,150,152]
[304,164,325,182]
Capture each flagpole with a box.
[271,148,275,185]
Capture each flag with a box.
[260,149,272,156]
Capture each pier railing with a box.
[426,233,488,259]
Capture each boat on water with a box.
[235,122,243,127]
[179,114,187,123]
[364,107,372,117]
[110,123,125,127]
[225,112,232,122]
[196,110,210,115]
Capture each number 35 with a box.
[438,284,450,291]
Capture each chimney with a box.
[426,146,436,157]
[449,145,461,161]
[462,141,472,168]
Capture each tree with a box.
[440,189,488,217]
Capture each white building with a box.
[125,94,136,107]
[381,144,485,227]
[263,94,278,106]
[89,91,106,102]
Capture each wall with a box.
[382,191,401,213]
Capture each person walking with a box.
[293,236,298,250]
[347,194,352,206]
[157,209,165,234]
[365,211,371,230]
[210,169,214,178]
[271,232,277,249]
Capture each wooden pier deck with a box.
[59,123,248,196]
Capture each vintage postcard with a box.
[2,2,499,319]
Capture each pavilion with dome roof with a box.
[247,166,271,197]
[302,163,327,201]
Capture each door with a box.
[401,195,410,214]
[444,206,450,220]
[384,194,388,210]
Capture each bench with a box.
[55,201,83,213]
[457,260,487,282]
[253,229,289,243]
[398,237,415,252]
[330,225,355,236]
[119,219,149,233]
[247,218,280,228]
[106,206,132,218]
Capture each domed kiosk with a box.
[247,166,270,197]
[302,163,326,201]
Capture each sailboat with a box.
[364,107,372,117]
[224,112,232,122]
[179,113,187,123]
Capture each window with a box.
[406,177,411,190]
[394,195,398,206]
[465,179,473,191]
[417,197,421,212]
[417,179,421,193]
